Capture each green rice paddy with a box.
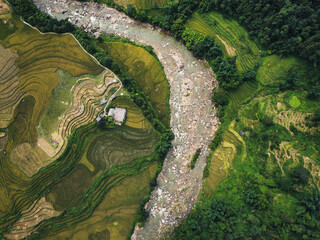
[186,12,261,71]
[204,121,244,199]
[102,42,170,126]
[256,55,303,85]
[227,80,258,117]
[111,0,167,9]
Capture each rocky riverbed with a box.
[33,0,219,238]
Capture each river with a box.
[33,0,219,238]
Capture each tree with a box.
[171,18,185,38]
[280,71,299,91]
[193,35,215,58]
[307,84,320,99]
[212,89,229,106]
[291,166,310,185]
[301,189,320,219]
[207,45,223,59]
[126,4,137,18]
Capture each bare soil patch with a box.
[216,34,236,56]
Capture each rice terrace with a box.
[1,0,320,239]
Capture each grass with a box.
[0,9,162,239]
[111,0,168,9]
[101,42,170,126]
[43,163,157,240]
[86,125,159,171]
[203,121,244,199]
[111,95,153,130]
[227,80,258,117]
[256,55,304,85]
[186,11,261,72]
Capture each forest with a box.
[4,0,320,239]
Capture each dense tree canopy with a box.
[204,0,320,66]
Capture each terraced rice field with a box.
[102,42,170,126]
[1,6,162,239]
[43,162,157,240]
[204,121,245,198]
[4,197,61,240]
[45,101,159,212]
[37,97,160,239]
[87,125,159,171]
[44,70,120,155]
[26,120,159,239]
[263,94,317,134]
[111,0,167,9]
[112,95,153,130]
[0,12,102,132]
[186,12,261,71]
[256,55,303,85]
[0,12,114,178]
[227,80,258,117]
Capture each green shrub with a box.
[190,149,201,169]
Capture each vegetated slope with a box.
[38,98,160,240]
[32,0,219,238]
[213,0,320,66]
[0,11,115,178]
[105,0,167,9]
[101,42,170,126]
[0,9,104,230]
[0,5,163,240]
[0,16,102,130]
[175,77,320,240]
[186,11,261,71]
[174,11,320,240]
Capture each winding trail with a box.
[34,0,219,238]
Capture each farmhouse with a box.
[108,108,126,125]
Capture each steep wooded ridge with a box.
[201,0,320,66]
[2,0,320,239]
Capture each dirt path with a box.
[216,35,236,57]
[33,0,219,238]
[103,79,122,116]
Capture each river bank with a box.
[33,0,219,238]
